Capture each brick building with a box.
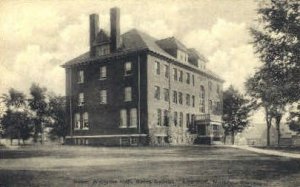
[62,7,224,146]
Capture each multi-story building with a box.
[62,7,224,146]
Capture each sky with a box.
[0,0,266,122]
[0,0,261,94]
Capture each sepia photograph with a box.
[0,0,299,186]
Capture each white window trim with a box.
[77,70,84,84]
[124,62,132,76]
[124,87,132,102]
[74,113,81,130]
[129,108,137,128]
[100,90,107,104]
[119,109,127,128]
[82,112,89,130]
[78,93,85,106]
[99,66,107,80]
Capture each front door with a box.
[197,124,206,135]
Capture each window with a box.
[213,124,219,130]
[209,100,213,112]
[208,81,212,91]
[120,137,130,145]
[125,87,132,102]
[83,112,89,129]
[131,137,138,145]
[163,88,169,102]
[99,66,107,79]
[157,136,162,144]
[192,95,195,107]
[155,61,160,75]
[164,65,169,78]
[120,109,127,128]
[178,92,183,105]
[186,113,190,128]
[173,68,178,81]
[173,91,178,103]
[200,86,205,113]
[78,93,84,106]
[191,114,195,129]
[174,112,178,126]
[186,94,190,106]
[177,50,188,63]
[78,70,84,83]
[179,112,183,127]
[75,113,81,129]
[96,45,110,56]
[163,110,169,126]
[186,73,190,84]
[100,90,107,104]
[217,102,221,111]
[179,70,183,82]
[192,75,195,86]
[154,86,160,100]
[157,109,162,126]
[124,62,132,76]
[215,101,221,114]
[130,108,137,128]
[217,85,220,94]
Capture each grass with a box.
[0,145,299,187]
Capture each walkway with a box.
[226,145,300,159]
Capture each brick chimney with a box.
[90,14,99,57]
[110,7,121,52]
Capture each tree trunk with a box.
[224,134,227,144]
[40,123,44,145]
[231,131,235,145]
[33,122,38,143]
[275,115,282,146]
[277,127,281,146]
[267,124,271,147]
[265,107,272,147]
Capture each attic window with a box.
[177,50,187,63]
[96,45,110,56]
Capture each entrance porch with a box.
[194,114,224,144]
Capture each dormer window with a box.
[198,60,206,69]
[96,45,110,56]
[177,50,188,63]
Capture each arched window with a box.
[200,86,205,113]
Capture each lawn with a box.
[0,145,299,187]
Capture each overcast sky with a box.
[0,0,261,96]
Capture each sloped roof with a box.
[187,48,207,63]
[122,29,175,59]
[61,29,223,82]
[94,29,110,45]
[156,37,189,52]
[62,29,175,67]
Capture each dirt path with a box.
[226,145,300,159]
